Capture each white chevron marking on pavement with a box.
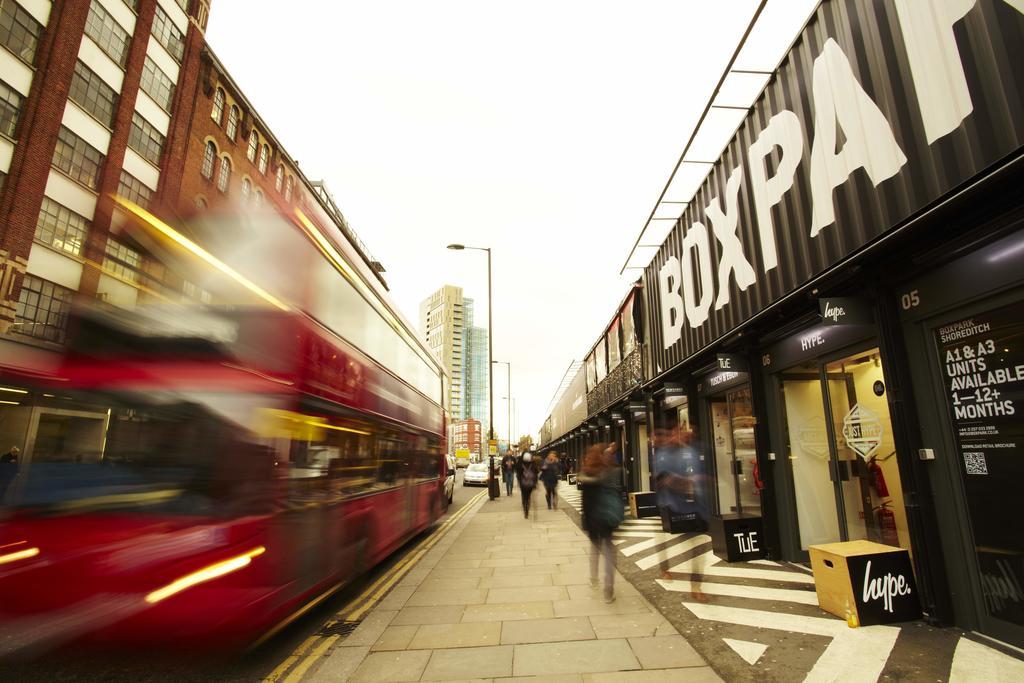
[657,578,819,605]
[682,602,900,683]
[668,550,815,584]
[634,534,710,571]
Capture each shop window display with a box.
[779,348,910,554]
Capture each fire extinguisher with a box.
[875,502,899,546]
[751,457,764,495]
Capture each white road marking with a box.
[658,578,819,605]
[949,636,1024,682]
[635,535,711,571]
[723,638,768,665]
[619,533,680,557]
[669,550,815,584]
[683,602,900,683]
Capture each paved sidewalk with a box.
[307,485,721,682]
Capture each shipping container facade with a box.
[637,0,1024,649]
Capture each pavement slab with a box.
[628,635,708,669]
[347,650,432,683]
[391,604,466,626]
[588,614,677,640]
[420,645,514,681]
[499,616,596,645]
[512,639,641,676]
[370,624,419,652]
[409,622,502,650]
[486,586,568,604]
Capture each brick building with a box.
[451,418,481,459]
[0,0,382,368]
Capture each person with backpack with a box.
[517,452,538,518]
[579,443,624,603]
[540,451,562,510]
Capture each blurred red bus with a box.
[0,201,450,655]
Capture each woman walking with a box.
[579,444,623,603]
[518,452,538,518]
[540,451,562,510]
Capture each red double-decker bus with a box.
[0,200,450,654]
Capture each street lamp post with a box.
[447,244,499,500]
[493,360,511,449]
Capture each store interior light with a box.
[0,386,28,394]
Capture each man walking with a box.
[502,451,517,496]
[518,452,537,518]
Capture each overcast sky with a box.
[206,0,818,442]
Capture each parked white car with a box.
[462,463,489,486]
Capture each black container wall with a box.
[644,0,1024,377]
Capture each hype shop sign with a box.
[847,552,922,625]
[649,0,1024,365]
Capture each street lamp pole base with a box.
[488,456,500,500]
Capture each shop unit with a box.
[637,0,1024,648]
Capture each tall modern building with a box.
[463,298,489,438]
[419,284,464,419]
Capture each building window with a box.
[84,1,130,68]
[258,144,269,174]
[275,166,283,192]
[201,140,216,179]
[174,0,188,12]
[0,78,23,137]
[241,177,251,201]
[0,0,43,65]
[118,170,153,208]
[14,275,72,343]
[284,175,293,202]
[247,130,258,162]
[52,126,104,190]
[226,105,239,141]
[128,112,165,166]
[34,197,90,256]
[254,189,263,206]
[211,87,224,125]
[122,0,140,11]
[151,4,184,62]
[141,57,175,110]
[69,60,118,128]
[216,156,230,193]
[103,238,142,283]
[194,196,206,210]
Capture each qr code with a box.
[964,452,988,475]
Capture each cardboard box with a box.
[709,514,765,562]
[628,492,658,518]
[809,540,921,626]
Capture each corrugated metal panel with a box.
[645,0,1024,375]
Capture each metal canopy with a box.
[619,0,823,276]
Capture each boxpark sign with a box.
[649,0,1024,365]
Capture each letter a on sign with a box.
[809,39,907,236]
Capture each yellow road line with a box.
[262,491,485,682]
[263,635,318,683]
[281,634,339,683]
[341,491,486,623]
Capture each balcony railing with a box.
[586,347,644,416]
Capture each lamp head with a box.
[446,244,465,250]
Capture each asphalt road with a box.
[0,470,483,683]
